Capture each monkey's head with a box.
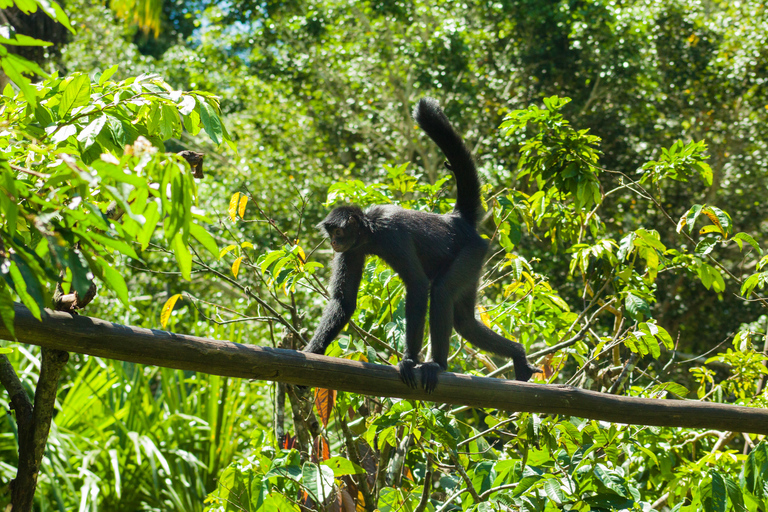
[318,206,365,253]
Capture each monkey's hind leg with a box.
[453,291,541,382]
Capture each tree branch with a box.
[2,303,768,434]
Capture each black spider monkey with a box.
[303,98,540,392]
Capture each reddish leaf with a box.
[313,435,331,462]
[282,434,297,450]
[315,387,337,427]
[542,354,556,380]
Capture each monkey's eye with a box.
[334,228,344,237]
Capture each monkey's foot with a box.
[514,361,542,382]
[398,358,419,389]
[419,362,444,394]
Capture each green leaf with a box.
[97,259,130,306]
[635,228,666,252]
[625,293,650,321]
[0,279,16,338]
[99,64,119,85]
[0,54,38,107]
[138,201,160,250]
[679,204,703,235]
[198,99,223,145]
[302,462,335,503]
[723,476,744,511]
[88,231,140,260]
[173,234,192,281]
[733,232,761,255]
[701,470,726,512]
[695,237,718,257]
[77,115,107,149]
[189,222,219,258]
[543,478,564,505]
[321,456,365,476]
[7,259,41,320]
[50,124,77,144]
[741,273,762,297]
[59,74,91,118]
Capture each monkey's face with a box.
[318,206,364,252]
[329,221,358,252]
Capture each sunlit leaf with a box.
[478,305,491,327]
[238,194,248,218]
[189,222,219,258]
[160,293,182,328]
[231,256,243,278]
[228,192,240,222]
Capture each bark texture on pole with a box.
[2,303,768,434]
[0,347,69,512]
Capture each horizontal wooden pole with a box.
[1,304,767,434]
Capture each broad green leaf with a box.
[543,478,564,505]
[679,204,703,234]
[701,470,726,512]
[635,228,666,251]
[0,279,16,337]
[173,234,192,280]
[259,250,286,272]
[321,456,365,477]
[741,273,762,297]
[88,231,140,259]
[301,462,335,503]
[59,74,91,117]
[733,232,761,255]
[99,64,119,85]
[160,293,182,328]
[50,124,77,145]
[695,237,718,257]
[97,259,130,306]
[138,201,160,250]
[189,222,219,258]
[625,293,650,320]
[199,99,223,145]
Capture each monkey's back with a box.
[364,204,486,280]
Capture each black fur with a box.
[303,98,540,392]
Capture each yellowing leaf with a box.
[228,192,240,222]
[699,224,724,236]
[297,245,306,263]
[238,194,248,218]
[478,305,491,327]
[219,244,237,258]
[160,293,182,328]
[232,256,243,278]
[241,242,254,250]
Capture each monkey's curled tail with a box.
[413,97,482,227]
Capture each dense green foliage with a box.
[2,0,768,510]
